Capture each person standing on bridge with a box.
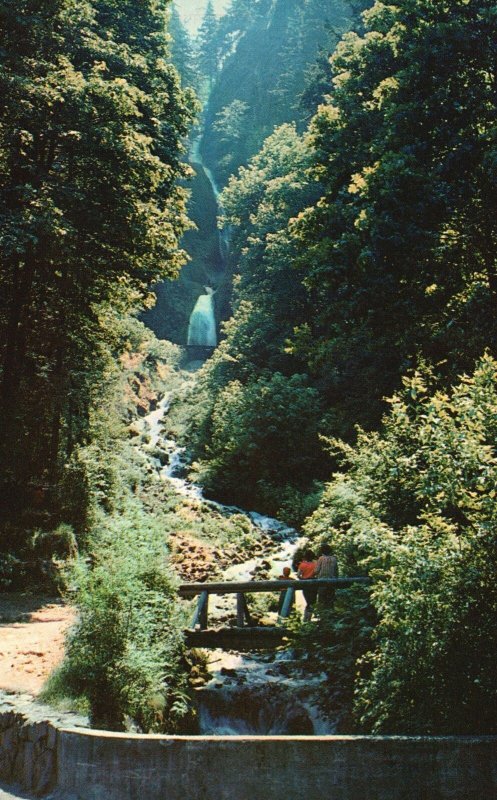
[297,549,317,622]
[314,543,338,605]
[277,566,295,616]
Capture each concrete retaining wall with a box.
[0,692,87,797]
[1,695,496,799]
[58,728,497,800]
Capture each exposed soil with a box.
[0,595,74,696]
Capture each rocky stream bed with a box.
[132,386,337,735]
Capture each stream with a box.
[133,129,335,735]
[132,392,337,736]
[190,133,230,277]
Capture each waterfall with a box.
[187,287,217,347]
[190,133,230,269]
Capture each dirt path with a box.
[0,595,74,696]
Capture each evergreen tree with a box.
[168,4,200,91]
[197,0,219,90]
[202,0,357,185]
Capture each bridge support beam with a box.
[279,587,295,619]
[191,590,209,630]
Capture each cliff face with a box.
[141,160,223,345]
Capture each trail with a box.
[0,597,74,696]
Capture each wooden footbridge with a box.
[179,577,370,649]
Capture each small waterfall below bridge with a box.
[187,287,217,347]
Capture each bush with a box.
[43,500,192,733]
[302,354,497,734]
[190,371,324,517]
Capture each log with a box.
[179,577,370,596]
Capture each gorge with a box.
[1,0,497,796]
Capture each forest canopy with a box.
[184,0,497,519]
[0,0,194,536]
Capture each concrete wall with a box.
[1,695,496,800]
[58,728,497,800]
[0,692,87,796]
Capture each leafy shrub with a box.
[190,371,324,517]
[29,524,78,560]
[302,354,497,734]
[43,500,192,733]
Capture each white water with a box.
[133,393,338,735]
[187,287,217,347]
[190,134,230,265]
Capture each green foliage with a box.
[288,585,376,730]
[0,0,195,543]
[290,0,497,427]
[197,0,220,90]
[189,0,497,532]
[191,371,322,514]
[182,124,328,518]
[43,499,192,733]
[29,524,78,560]
[202,0,356,185]
[213,100,249,175]
[168,4,200,92]
[303,355,497,734]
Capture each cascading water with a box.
[190,133,230,268]
[187,286,217,347]
[132,390,339,736]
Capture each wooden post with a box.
[236,592,245,627]
[191,590,209,630]
[242,594,254,627]
[200,590,208,630]
[279,587,295,619]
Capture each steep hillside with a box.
[202,0,358,186]
[144,0,365,346]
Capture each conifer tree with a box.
[168,4,200,91]
[197,0,219,90]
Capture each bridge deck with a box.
[180,577,370,649]
[185,626,288,649]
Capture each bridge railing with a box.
[179,577,370,631]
